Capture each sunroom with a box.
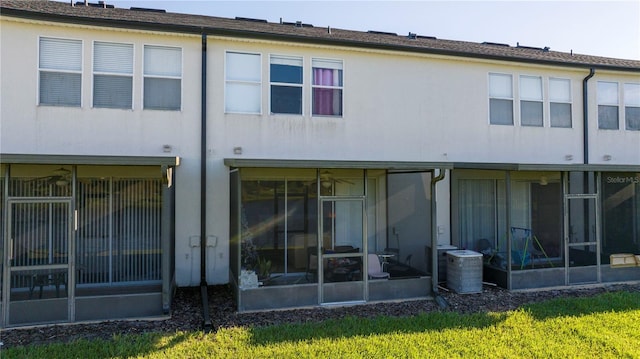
[451,166,640,290]
[226,159,450,311]
[0,154,178,327]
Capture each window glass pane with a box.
[271,86,302,114]
[626,107,640,131]
[625,83,640,106]
[239,169,318,286]
[568,171,597,195]
[226,52,261,114]
[489,74,512,98]
[520,76,542,100]
[490,98,513,125]
[313,88,342,116]
[144,78,181,110]
[94,42,133,74]
[510,178,563,270]
[40,37,82,71]
[549,78,571,102]
[312,59,343,87]
[226,52,261,82]
[550,102,572,128]
[458,179,497,251]
[597,81,618,105]
[93,75,133,109]
[601,173,640,265]
[270,64,302,84]
[313,68,343,87]
[598,105,619,129]
[144,45,181,77]
[39,72,81,106]
[226,83,261,113]
[521,101,543,126]
[270,56,302,84]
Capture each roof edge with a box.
[2,6,639,73]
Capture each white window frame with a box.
[488,73,514,126]
[549,77,572,128]
[311,58,344,118]
[143,44,182,111]
[623,83,640,131]
[225,51,262,114]
[597,81,620,130]
[519,75,543,127]
[92,41,134,109]
[269,54,304,115]
[38,36,83,107]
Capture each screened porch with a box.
[0,156,177,328]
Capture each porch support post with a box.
[161,166,174,314]
[431,169,446,302]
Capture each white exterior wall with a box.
[0,19,208,286]
[210,38,639,166]
[2,18,639,288]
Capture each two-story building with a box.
[1,0,639,328]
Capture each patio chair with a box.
[367,253,390,279]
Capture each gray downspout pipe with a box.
[430,169,448,308]
[200,33,212,329]
[583,68,595,164]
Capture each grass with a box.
[3,291,640,358]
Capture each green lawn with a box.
[4,291,640,359]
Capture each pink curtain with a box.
[313,68,338,115]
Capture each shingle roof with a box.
[2,0,640,71]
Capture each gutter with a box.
[582,68,596,164]
[430,169,448,309]
[200,33,212,329]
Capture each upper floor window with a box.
[312,59,343,117]
[93,41,133,109]
[225,52,261,114]
[520,75,543,127]
[143,45,182,111]
[489,73,513,125]
[549,78,572,128]
[597,81,619,130]
[624,83,640,131]
[39,37,82,107]
[270,55,302,115]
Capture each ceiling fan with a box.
[26,167,72,187]
[312,170,354,189]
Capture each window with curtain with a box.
[143,45,182,111]
[39,37,82,107]
[270,55,303,115]
[520,75,543,127]
[312,59,343,116]
[549,78,572,128]
[598,81,619,130]
[93,41,133,109]
[624,83,640,131]
[489,73,513,125]
[458,179,507,251]
[225,51,261,114]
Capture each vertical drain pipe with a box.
[583,68,595,164]
[200,33,212,329]
[431,169,448,308]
